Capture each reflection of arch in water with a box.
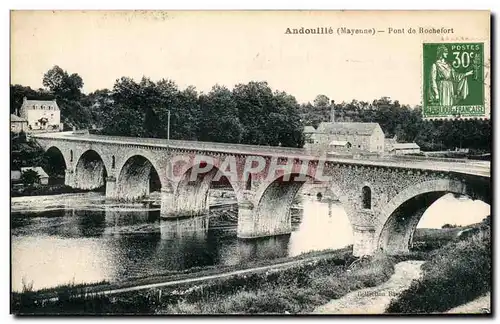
[159,217,209,240]
[288,197,354,256]
[58,209,106,237]
[103,206,158,237]
[156,217,214,270]
[237,235,290,262]
[76,209,106,237]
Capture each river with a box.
[11,191,489,292]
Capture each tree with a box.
[232,81,304,147]
[313,94,331,109]
[198,85,243,143]
[20,169,41,186]
[10,85,47,114]
[43,65,83,100]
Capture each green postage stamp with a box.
[422,43,485,119]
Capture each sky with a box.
[10,10,489,105]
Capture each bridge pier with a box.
[160,187,176,218]
[237,196,292,239]
[64,169,75,187]
[352,225,376,256]
[237,196,255,238]
[105,176,116,198]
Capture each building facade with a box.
[304,126,318,145]
[10,114,28,133]
[19,97,63,132]
[390,143,421,155]
[311,122,385,154]
[20,167,49,185]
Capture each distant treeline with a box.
[11,66,491,152]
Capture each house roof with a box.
[304,126,316,133]
[329,140,350,146]
[22,99,59,111]
[392,143,420,150]
[317,122,381,136]
[20,166,49,178]
[11,114,27,122]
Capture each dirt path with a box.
[446,292,491,314]
[312,260,425,314]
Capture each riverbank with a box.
[13,247,358,314]
[11,183,103,198]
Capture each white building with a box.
[304,126,318,145]
[19,97,63,132]
[328,140,352,152]
[390,143,421,155]
[10,114,28,133]
[20,166,50,185]
[315,122,385,154]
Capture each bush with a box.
[386,234,491,313]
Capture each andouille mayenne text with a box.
[285,27,334,34]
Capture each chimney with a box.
[330,100,335,123]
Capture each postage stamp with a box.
[422,43,485,119]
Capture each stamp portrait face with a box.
[422,43,485,119]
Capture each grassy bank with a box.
[159,253,395,314]
[386,227,491,314]
[12,247,349,302]
[11,184,104,197]
[13,247,400,315]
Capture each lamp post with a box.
[167,110,171,141]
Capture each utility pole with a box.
[167,110,171,141]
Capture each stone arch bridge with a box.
[33,132,490,257]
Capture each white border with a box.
[2,1,499,322]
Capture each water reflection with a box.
[289,198,353,256]
[237,235,290,261]
[11,194,353,291]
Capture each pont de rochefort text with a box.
[285,26,454,36]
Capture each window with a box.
[362,186,371,209]
[112,156,116,169]
[70,150,73,162]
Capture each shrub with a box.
[386,234,490,313]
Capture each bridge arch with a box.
[173,163,242,217]
[245,172,353,238]
[116,154,162,201]
[74,149,108,190]
[376,179,476,254]
[44,146,68,183]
